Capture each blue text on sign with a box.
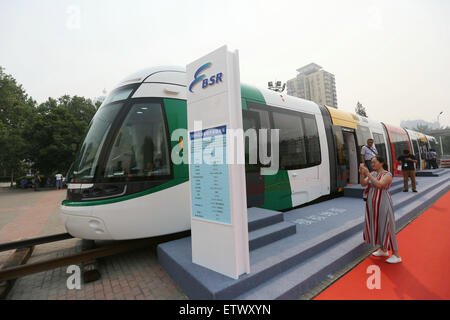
[202,73,223,89]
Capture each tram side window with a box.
[356,125,372,153]
[415,140,422,158]
[372,133,387,163]
[247,103,272,166]
[246,101,322,170]
[272,111,307,170]
[303,114,321,165]
[242,110,260,167]
[392,133,409,157]
[104,102,171,180]
[429,138,439,156]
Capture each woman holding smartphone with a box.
[360,155,402,264]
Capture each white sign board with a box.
[187,45,250,279]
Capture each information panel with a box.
[187,45,250,280]
[190,125,231,224]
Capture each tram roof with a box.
[115,66,186,88]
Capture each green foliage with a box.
[25,95,97,175]
[0,66,36,184]
[0,66,97,179]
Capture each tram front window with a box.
[70,85,136,182]
[104,102,170,179]
[71,102,124,181]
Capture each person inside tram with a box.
[360,139,378,172]
[142,136,154,175]
[397,149,418,193]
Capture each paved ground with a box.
[0,187,187,300]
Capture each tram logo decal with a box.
[189,62,223,93]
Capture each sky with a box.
[0,0,449,127]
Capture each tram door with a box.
[418,139,428,170]
[412,139,421,170]
[243,110,265,207]
[333,126,359,188]
[343,129,359,185]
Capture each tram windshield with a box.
[71,102,124,181]
[70,84,172,183]
[103,101,170,179]
[70,86,135,182]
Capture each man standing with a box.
[55,172,63,190]
[425,149,432,169]
[361,139,378,172]
[397,149,418,193]
[34,171,41,192]
[430,149,439,169]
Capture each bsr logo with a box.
[202,72,223,89]
[189,62,223,93]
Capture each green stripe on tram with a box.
[262,171,293,211]
[241,83,266,107]
[62,178,189,207]
[164,98,189,181]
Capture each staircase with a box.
[248,208,296,250]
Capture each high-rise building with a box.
[287,63,338,108]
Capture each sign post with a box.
[187,45,250,279]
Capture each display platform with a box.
[158,169,450,299]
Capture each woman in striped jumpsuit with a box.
[360,155,402,264]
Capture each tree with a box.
[25,95,97,175]
[0,66,36,186]
[355,101,368,117]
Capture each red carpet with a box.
[315,191,450,300]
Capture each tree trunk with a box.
[10,169,14,188]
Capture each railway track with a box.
[0,231,190,299]
[0,233,74,253]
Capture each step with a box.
[237,180,450,300]
[247,207,284,232]
[157,217,363,300]
[344,178,415,198]
[157,175,450,300]
[416,169,445,177]
[249,222,297,251]
[390,182,413,195]
[393,175,450,211]
[236,231,368,300]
